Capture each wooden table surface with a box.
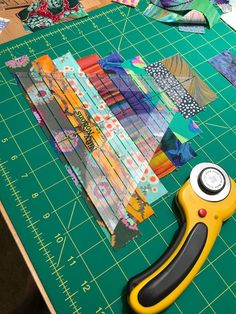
[0,0,112,44]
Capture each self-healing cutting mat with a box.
[0,1,236,313]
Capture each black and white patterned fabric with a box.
[146,62,203,118]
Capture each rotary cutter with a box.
[128,163,236,314]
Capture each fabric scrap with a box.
[161,54,217,107]
[178,25,205,33]
[144,0,220,28]
[149,147,176,178]
[209,50,236,88]
[160,128,197,167]
[169,112,202,143]
[113,0,140,7]
[144,5,206,25]
[17,0,87,32]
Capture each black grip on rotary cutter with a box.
[130,223,208,307]
[127,223,186,294]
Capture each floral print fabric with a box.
[17,0,87,31]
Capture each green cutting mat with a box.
[0,1,236,313]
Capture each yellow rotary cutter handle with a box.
[128,163,236,314]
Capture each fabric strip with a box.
[149,146,176,178]
[77,54,124,106]
[169,112,202,143]
[209,50,236,88]
[178,25,205,34]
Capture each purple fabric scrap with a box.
[209,50,236,88]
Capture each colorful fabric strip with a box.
[149,146,176,178]
[169,112,202,143]
[77,54,124,106]
[144,4,206,25]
